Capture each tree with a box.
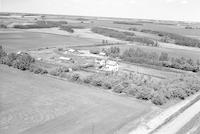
[159,52,169,61]
[0,45,7,58]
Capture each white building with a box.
[103,60,119,72]
[59,57,72,61]
[95,58,119,72]
[95,58,106,66]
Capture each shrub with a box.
[83,76,93,84]
[29,64,48,74]
[70,73,80,81]
[0,45,7,58]
[159,52,169,61]
[135,86,153,100]
[6,53,18,66]
[169,88,187,100]
[0,24,7,28]
[151,93,167,105]
[102,81,112,89]
[49,67,69,76]
[0,56,9,65]
[128,27,138,31]
[103,47,120,57]
[113,84,125,93]
[92,79,103,87]
[59,26,74,33]
[12,53,35,70]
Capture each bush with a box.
[0,56,9,65]
[83,76,92,84]
[169,88,187,100]
[71,73,80,81]
[103,47,120,57]
[0,24,7,28]
[103,81,112,89]
[59,26,74,33]
[0,45,7,58]
[135,86,153,100]
[29,64,48,74]
[49,67,69,76]
[113,84,124,93]
[128,27,138,31]
[92,79,103,87]
[151,93,167,105]
[12,53,35,70]
[159,52,169,61]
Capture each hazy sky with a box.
[1,0,200,22]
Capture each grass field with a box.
[0,29,101,52]
[0,65,152,134]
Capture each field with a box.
[0,65,151,134]
[0,29,101,52]
[1,13,200,134]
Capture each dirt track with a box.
[0,65,151,134]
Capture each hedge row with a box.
[91,27,155,46]
[13,21,68,29]
[121,47,200,72]
[0,46,48,74]
[113,21,143,26]
[81,73,200,105]
[140,29,200,48]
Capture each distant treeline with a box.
[129,28,200,48]
[91,27,157,46]
[13,21,68,29]
[59,25,85,33]
[113,21,143,25]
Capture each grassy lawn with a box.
[0,64,152,134]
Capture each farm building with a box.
[102,60,119,72]
[59,57,74,62]
[95,58,106,66]
[95,58,119,72]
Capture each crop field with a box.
[1,13,200,134]
[0,30,101,52]
[0,65,151,134]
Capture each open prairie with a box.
[0,65,151,134]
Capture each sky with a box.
[0,0,200,22]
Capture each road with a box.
[154,99,200,134]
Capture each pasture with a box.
[0,65,151,134]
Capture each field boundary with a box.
[150,93,200,134]
[128,92,200,134]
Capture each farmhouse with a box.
[102,60,119,72]
[95,58,119,72]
